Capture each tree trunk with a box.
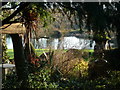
[0,34,2,64]
[115,14,120,49]
[10,34,28,84]
[116,30,120,49]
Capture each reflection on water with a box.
[6,36,95,49]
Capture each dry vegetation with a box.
[39,49,89,78]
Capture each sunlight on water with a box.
[6,37,13,49]
[6,36,95,50]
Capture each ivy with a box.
[2,35,10,63]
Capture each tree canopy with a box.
[2,2,120,36]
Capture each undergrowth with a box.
[3,49,120,89]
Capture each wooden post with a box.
[0,34,2,89]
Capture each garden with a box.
[2,48,120,89]
[1,2,120,89]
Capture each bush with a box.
[2,73,21,88]
[3,65,120,89]
[57,71,120,89]
[27,67,58,88]
[3,67,58,89]
[2,49,120,89]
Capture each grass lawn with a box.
[7,49,50,59]
[83,49,94,52]
[7,49,94,59]
[7,49,14,59]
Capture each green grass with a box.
[83,49,94,52]
[7,49,94,59]
[7,49,50,59]
[35,49,49,56]
[7,49,14,59]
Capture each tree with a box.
[1,1,120,87]
[1,2,31,87]
[56,2,120,49]
[1,2,53,87]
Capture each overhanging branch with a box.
[2,2,31,26]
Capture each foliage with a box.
[2,73,21,88]
[2,35,10,63]
[1,9,11,20]
[56,70,120,89]
[3,70,120,89]
[73,60,88,77]
[2,2,120,89]
[3,67,59,89]
[2,53,120,89]
[27,67,58,88]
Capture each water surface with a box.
[6,36,95,50]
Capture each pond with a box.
[6,36,95,50]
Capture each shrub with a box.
[51,49,87,78]
[73,59,88,78]
[3,49,120,89]
[27,67,58,88]
[3,63,120,89]
[2,73,21,88]
[3,67,59,89]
